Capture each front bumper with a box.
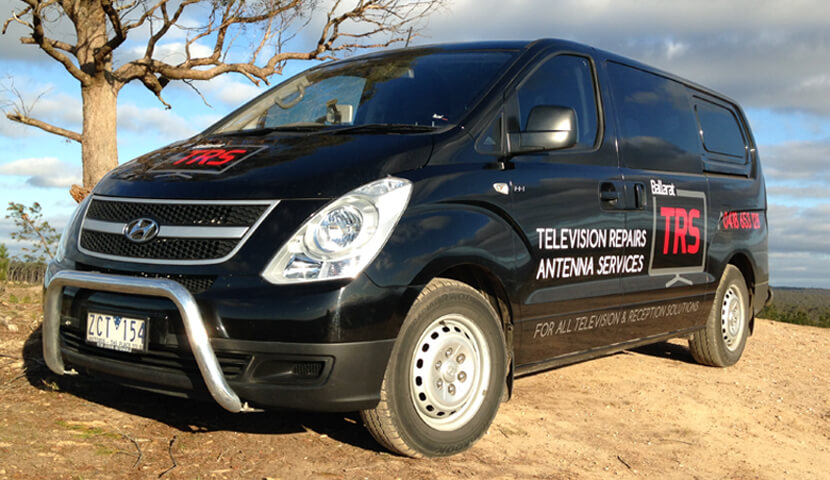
[44,270,396,412]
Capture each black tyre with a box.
[361,278,507,457]
[689,265,750,367]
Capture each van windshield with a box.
[212,50,516,133]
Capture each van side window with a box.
[517,55,598,148]
[695,100,747,161]
[607,62,701,173]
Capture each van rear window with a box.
[695,100,747,161]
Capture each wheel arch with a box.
[726,251,757,333]
[364,204,521,398]
[433,264,516,401]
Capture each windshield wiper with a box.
[330,123,439,134]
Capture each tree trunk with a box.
[81,79,119,188]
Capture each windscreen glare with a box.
[213,50,516,133]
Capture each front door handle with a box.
[600,181,647,210]
[600,181,624,209]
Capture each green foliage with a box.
[760,287,830,328]
[0,243,9,282]
[5,202,59,262]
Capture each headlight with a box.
[55,195,91,263]
[262,177,412,284]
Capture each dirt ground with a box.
[1,283,828,480]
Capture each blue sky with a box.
[1,0,829,288]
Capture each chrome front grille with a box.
[85,199,267,226]
[78,196,277,264]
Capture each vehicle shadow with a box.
[21,326,383,453]
[627,340,697,365]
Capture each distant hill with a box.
[760,287,830,328]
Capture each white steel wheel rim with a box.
[721,285,746,351]
[409,313,491,431]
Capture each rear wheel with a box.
[689,265,750,367]
[361,278,506,457]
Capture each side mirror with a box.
[508,105,578,154]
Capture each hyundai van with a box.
[44,39,770,457]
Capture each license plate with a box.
[86,312,148,353]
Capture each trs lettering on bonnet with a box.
[174,149,249,166]
[149,145,266,174]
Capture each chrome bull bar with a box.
[43,270,257,413]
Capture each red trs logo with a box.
[174,149,249,167]
[659,207,701,255]
[149,145,264,174]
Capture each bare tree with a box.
[2,0,442,199]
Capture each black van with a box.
[43,39,770,457]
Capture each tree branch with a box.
[119,0,443,91]
[6,112,81,143]
[182,79,211,108]
[2,5,33,34]
[94,0,128,64]
[12,1,89,84]
[10,0,443,113]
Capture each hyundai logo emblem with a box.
[124,218,160,243]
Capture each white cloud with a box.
[423,0,830,115]
[768,203,830,256]
[29,92,83,128]
[0,157,80,188]
[0,156,65,175]
[664,40,689,60]
[117,104,199,139]
[0,79,83,139]
[190,75,266,107]
[769,252,830,288]
[766,202,830,287]
[7,0,829,115]
[768,185,830,201]
[762,140,830,182]
[761,139,830,287]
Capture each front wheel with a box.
[689,265,750,367]
[361,278,506,457]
